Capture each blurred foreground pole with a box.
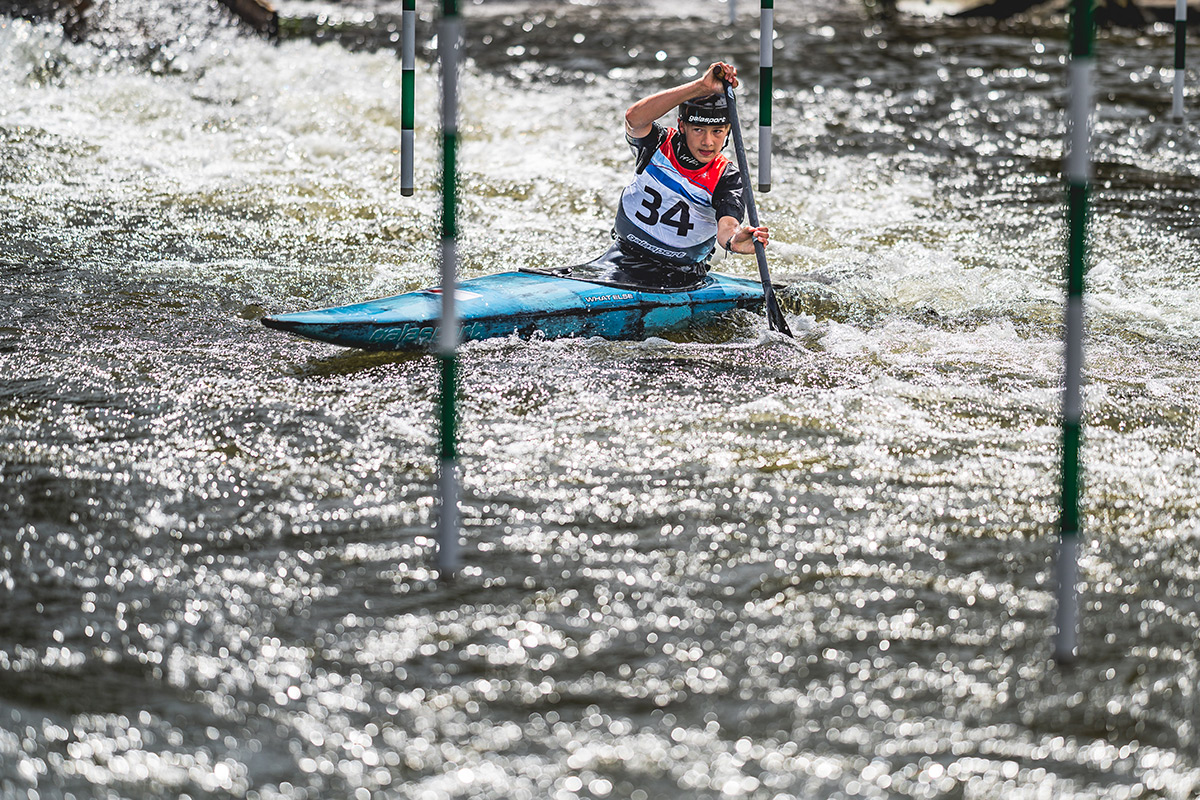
[437,0,462,577]
[401,0,416,196]
[1172,0,1187,122]
[1055,0,1094,665]
[758,0,773,192]
[729,0,737,25]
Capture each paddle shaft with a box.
[722,81,792,336]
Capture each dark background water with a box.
[2,0,1199,797]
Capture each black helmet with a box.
[678,93,730,127]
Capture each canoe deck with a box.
[262,270,767,352]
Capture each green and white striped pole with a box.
[758,0,773,193]
[1172,0,1187,122]
[401,0,416,196]
[437,0,461,577]
[1055,0,1094,665]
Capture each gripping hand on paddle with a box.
[720,219,769,255]
[703,62,739,93]
[625,61,740,138]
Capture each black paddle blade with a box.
[764,289,793,337]
[752,242,793,338]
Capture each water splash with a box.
[3,1,1200,798]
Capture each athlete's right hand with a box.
[703,62,738,92]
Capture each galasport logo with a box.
[368,321,485,345]
[624,231,685,259]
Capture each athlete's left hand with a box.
[731,225,768,254]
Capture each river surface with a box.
[2,0,1199,797]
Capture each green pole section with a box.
[401,0,416,196]
[1054,0,1094,665]
[437,0,461,577]
[758,0,773,193]
[1172,0,1187,122]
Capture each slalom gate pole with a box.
[759,0,773,192]
[1054,0,1094,665]
[437,0,461,577]
[401,0,416,196]
[1172,0,1187,122]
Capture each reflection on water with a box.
[2,0,1199,797]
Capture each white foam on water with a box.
[5,7,1200,799]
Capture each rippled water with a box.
[2,0,1200,797]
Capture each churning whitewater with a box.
[2,0,1199,798]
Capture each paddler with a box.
[607,61,768,287]
[559,61,768,289]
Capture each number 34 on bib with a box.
[634,187,695,237]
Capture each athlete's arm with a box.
[624,62,740,139]
[718,216,769,255]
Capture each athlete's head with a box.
[677,93,731,165]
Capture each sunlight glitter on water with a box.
[4,0,1200,797]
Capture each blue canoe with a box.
[262,267,767,352]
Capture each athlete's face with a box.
[681,123,730,164]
